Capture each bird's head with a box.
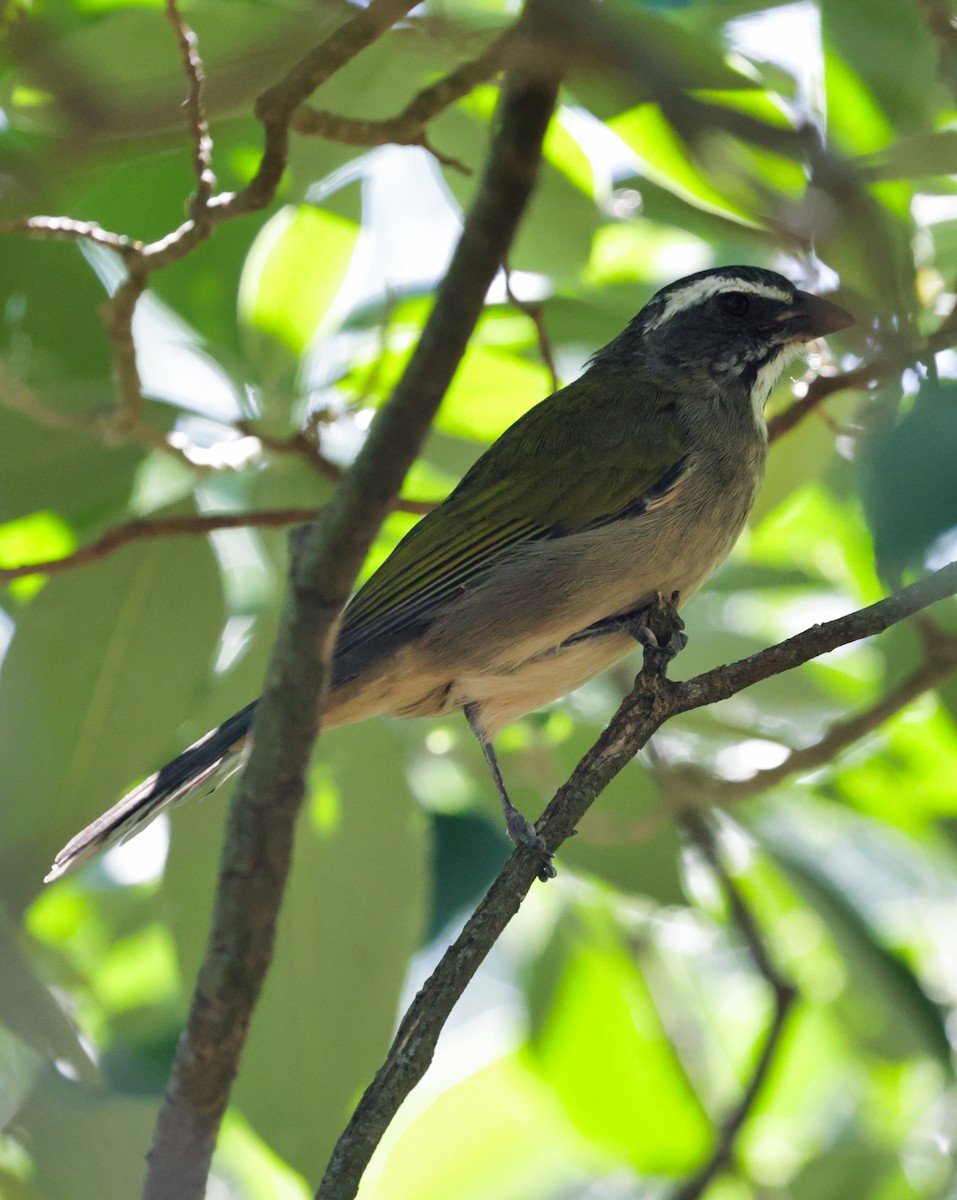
[595,265,854,408]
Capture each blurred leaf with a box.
[611,105,756,223]
[437,346,551,443]
[543,734,686,904]
[572,1,761,121]
[0,240,112,382]
[821,0,942,134]
[857,130,957,181]
[0,400,147,530]
[0,528,224,907]
[760,828,952,1070]
[11,1074,157,1200]
[530,897,712,1173]
[238,203,360,366]
[858,379,957,584]
[790,1135,903,1200]
[426,811,510,941]
[0,904,92,1078]
[365,1053,605,1200]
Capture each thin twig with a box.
[99,272,148,432]
[767,362,876,442]
[214,0,421,219]
[165,0,216,213]
[671,812,796,1200]
[3,0,421,455]
[0,215,141,256]
[769,294,957,443]
[0,509,315,583]
[584,619,957,848]
[713,626,957,804]
[291,27,512,175]
[0,496,437,584]
[504,268,560,391]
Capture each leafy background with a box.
[2,0,957,1197]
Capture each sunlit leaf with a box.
[530,897,712,1172]
[238,204,360,358]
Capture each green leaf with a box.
[365,1053,606,1200]
[0,528,225,906]
[238,204,360,358]
[790,1136,904,1200]
[857,380,957,584]
[539,728,686,904]
[436,347,551,443]
[759,822,953,1070]
[530,897,712,1172]
[610,105,758,224]
[12,1074,158,1200]
[0,904,92,1078]
[857,130,957,181]
[0,403,146,534]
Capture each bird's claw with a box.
[636,591,686,675]
[505,808,557,881]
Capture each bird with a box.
[45,265,853,882]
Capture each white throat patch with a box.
[645,276,793,333]
[750,345,791,436]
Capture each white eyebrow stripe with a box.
[645,276,793,331]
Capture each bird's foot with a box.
[633,592,687,675]
[563,591,687,675]
[503,802,557,881]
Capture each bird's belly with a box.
[452,631,637,739]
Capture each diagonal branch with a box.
[670,561,957,714]
[290,27,512,174]
[711,623,957,805]
[316,562,957,1200]
[218,0,421,219]
[141,34,563,1200]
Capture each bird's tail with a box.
[44,701,258,883]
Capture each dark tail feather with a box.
[45,701,258,882]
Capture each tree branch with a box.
[316,563,957,1199]
[671,812,796,1200]
[290,28,512,174]
[164,0,215,214]
[708,623,957,806]
[141,33,563,1200]
[670,561,957,715]
[0,499,437,584]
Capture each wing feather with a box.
[333,375,688,678]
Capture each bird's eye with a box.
[717,292,750,317]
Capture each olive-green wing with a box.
[333,376,688,677]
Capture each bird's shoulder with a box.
[450,370,689,527]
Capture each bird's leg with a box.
[464,705,556,880]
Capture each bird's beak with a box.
[782,290,855,341]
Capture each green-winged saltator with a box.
[45,265,853,881]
